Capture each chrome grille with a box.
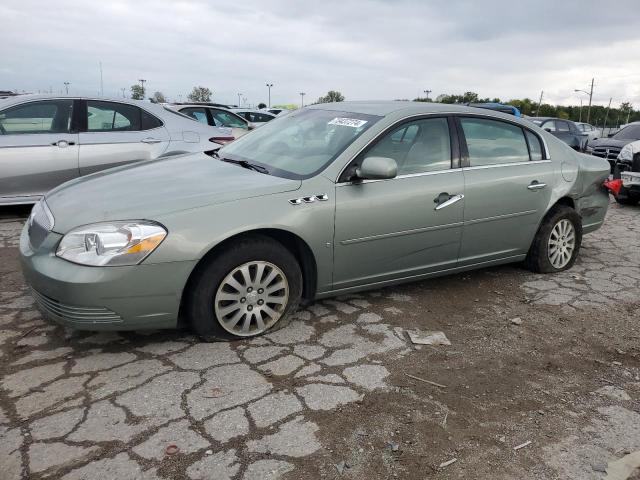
[591,146,621,160]
[28,200,54,249]
[31,289,122,324]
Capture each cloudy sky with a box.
[2,0,639,108]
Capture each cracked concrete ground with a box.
[1,203,639,479]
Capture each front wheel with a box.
[185,235,302,341]
[525,205,582,273]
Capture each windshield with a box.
[219,108,381,179]
[614,125,640,141]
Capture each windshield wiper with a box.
[212,149,270,174]
[219,157,270,174]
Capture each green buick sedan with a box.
[20,102,611,340]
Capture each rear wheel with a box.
[186,235,302,341]
[525,205,582,273]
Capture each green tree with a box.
[130,84,144,100]
[187,86,212,103]
[151,91,166,103]
[316,90,345,103]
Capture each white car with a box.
[171,104,254,141]
[614,139,640,205]
[0,94,232,205]
[575,122,601,144]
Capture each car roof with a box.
[0,93,160,109]
[307,101,529,121]
[230,108,276,115]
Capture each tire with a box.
[615,191,640,206]
[185,235,302,341]
[525,205,583,274]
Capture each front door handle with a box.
[141,137,162,144]
[527,181,547,191]
[51,140,75,147]
[434,193,464,211]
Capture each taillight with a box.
[209,136,235,145]
[603,179,622,196]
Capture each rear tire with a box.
[185,235,302,341]
[525,205,582,273]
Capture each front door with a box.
[333,116,464,290]
[0,99,79,203]
[457,116,555,266]
[79,100,169,176]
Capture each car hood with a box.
[589,138,633,149]
[45,153,301,233]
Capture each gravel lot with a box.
[1,203,639,479]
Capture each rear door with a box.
[457,116,554,266]
[78,100,170,175]
[0,99,78,203]
[333,116,464,290]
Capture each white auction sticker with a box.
[328,117,368,128]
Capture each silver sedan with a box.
[0,95,233,205]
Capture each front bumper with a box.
[19,225,197,331]
[621,172,640,194]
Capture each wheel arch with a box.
[179,228,318,320]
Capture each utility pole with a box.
[299,92,306,107]
[63,82,70,94]
[138,79,146,99]
[237,93,242,107]
[120,87,126,98]
[586,78,594,123]
[99,62,104,96]
[423,89,432,101]
[602,97,612,134]
[535,90,543,116]
[266,83,273,108]
[578,98,583,123]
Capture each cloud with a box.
[1,0,639,107]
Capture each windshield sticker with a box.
[328,117,368,128]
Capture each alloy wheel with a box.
[214,261,289,336]
[548,219,576,269]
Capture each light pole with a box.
[300,92,306,108]
[423,89,432,101]
[266,83,273,108]
[121,87,126,98]
[138,79,146,99]
[535,90,544,117]
[574,88,590,123]
[575,79,594,123]
[237,93,242,107]
[63,82,70,94]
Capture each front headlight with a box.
[618,144,633,161]
[56,221,167,266]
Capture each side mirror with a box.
[355,156,397,180]
[544,128,552,133]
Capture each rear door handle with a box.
[434,193,464,211]
[527,181,547,191]
[141,137,162,144]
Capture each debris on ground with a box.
[510,317,523,325]
[603,451,640,480]
[387,441,400,452]
[404,373,447,389]
[165,444,180,456]
[406,330,451,346]
[513,441,532,451]
[439,458,457,469]
[335,461,351,475]
[591,462,608,473]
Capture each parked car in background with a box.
[527,117,588,152]
[0,95,231,205]
[262,107,288,116]
[586,123,640,171]
[171,104,253,141]
[231,108,277,126]
[612,139,640,205]
[20,102,610,340]
[575,122,601,144]
[467,102,521,117]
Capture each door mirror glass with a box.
[356,156,397,180]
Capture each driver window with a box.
[364,118,451,175]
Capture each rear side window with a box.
[460,117,530,166]
[525,130,544,161]
[557,121,570,132]
[87,101,141,132]
[0,100,73,135]
[141,109,163,130]
[180,107,208,124]
[542,120,556,132]
[210,109,247,129]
